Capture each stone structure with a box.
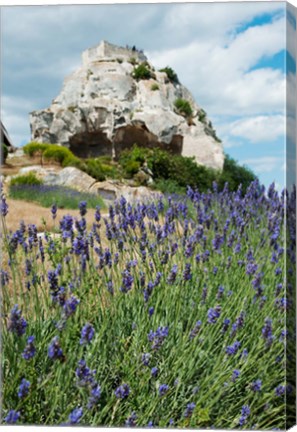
[30,40,224,170]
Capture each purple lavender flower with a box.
[275,385,285,397]
[88,383,101,408]
[142,353,151,366]
[207,306,221,324]
[262,318,274,346]
[148,326,169,350]
[239,405,250,426]
[1,191,8,217]
[48,336,64,361]
[251,379,262,392]
[225,341,241,356]
[51,203,57,219]
[184,402,196,418]
[158,384,169,396]
[4,410,20,424]
[69,407,83,424]
[148,307,154,317]
[78,201,87,217]
[183,263,192,281]
[120,270,134,293]
[75,359,95,387]
[222,318,230,333]
[63,295,80,318]
[8,305,27,336]
[22,336,36,360]
[115,383,130,399]
[125,412,137,427]
[18,378,30,398]
[95,205,101,222]
[189,320,202,339]
[151,367,158,377]
[232,369,240,382]
[80,323,95,345]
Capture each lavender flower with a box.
[63,296,80,318]
[88,383,101,408]
[18,378,30,398]
[148,326,169,350]
[225,341,241,356]
[251,379,262,392]
[48,336,64,361]
[125,412,137,427]
[275,385,285,397]
[207,306,221,324]
[51,203,57,219]
[78,201,87,217]
[80,323,95,345]
[189,320,202,339]
[69,407,83,424]
[239,405,250,426]
[232,369,240,382]
[158,384,169,396]
[4,410,20,424]
[183,263,192,281]
[22,336,36,360]
[142,353,151,366]
[151,366,158,377]
[148,307,154,317]
[8,305,27,336]
[184,402,196,418]
[115,383,130,399]
[75,359,95,387]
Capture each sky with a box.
[1,1,296,189]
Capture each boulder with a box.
[30,40,224,170]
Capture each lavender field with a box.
[1,181,295,428]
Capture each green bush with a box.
[133,63,152,80]
[123,160,141,178]
[23,142,50,157]
[151,83,159,91]
[10,172,43,187]
[198,109,207,123]
[61,154,83,169]
[174,98,193,117]
[159,66,179,83]
[42,145,73,165]
[218,154,257,193]
[152,179,184,194]
[83,159,106,182]
[2,143,8,163]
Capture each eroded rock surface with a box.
[30,41,224,170]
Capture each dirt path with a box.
[3,198,103,232]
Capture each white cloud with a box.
[227,115,285,143]
[148,16,286,116]
[242,156,284,173]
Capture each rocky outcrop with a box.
[30,40,224,170]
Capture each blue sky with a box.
[1,2,296,189]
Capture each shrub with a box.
[159,66,179,83]
[174,98,193,117]
[218,154,257,193]
[23,142,50,157]
[123,160,141,178]
[10,172,43,187]
[61,155,83,169]
[133,63,152,80]
[198,109,207,123]
[43,145,74,165]
[152,178,184,194]
[2,143,8,163]
[83,159,106,182]
[151,83,159,91]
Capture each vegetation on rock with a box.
[159,66,179,84]
[174,98,193,118]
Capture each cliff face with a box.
[30,41,224,170]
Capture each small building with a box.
[1,121,14,150]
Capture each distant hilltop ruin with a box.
[30,40,224,170]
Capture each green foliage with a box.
[9,184,106,210]
[43,145,74,165]
[198,109,207,123]
[174,98,193,117]
[61,154,83,169]
[152,178,185,194]
[10,172,43,187]
[132,63,152,80]
[23,142,50,157]
[150,83,159,91]
[219,154,257,193]
[159,66,179,83]
[2,143,8,163]
[83,159,106,182]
